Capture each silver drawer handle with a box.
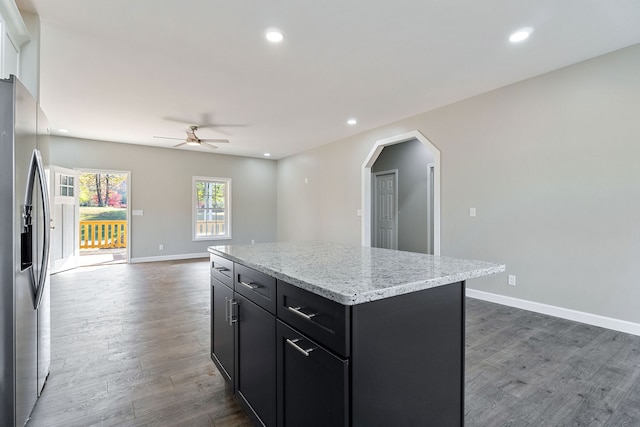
[229,300,238,325]
[239,281,260,290]
[214,266,228,272]
[287,306,317,320]
[286,338,315,357]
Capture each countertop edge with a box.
[209,246,506,305]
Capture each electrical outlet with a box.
[508,275,516,286]
[470,208,477,217]
[159,244,164,251]
[251,240,255,244]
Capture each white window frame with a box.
[192,176,232,241]
[55,172,76,204]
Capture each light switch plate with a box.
[470,208,476,217]
[132,209,143,216]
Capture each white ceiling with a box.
[15,0,640,159]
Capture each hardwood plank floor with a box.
[465,298,640,426]
[29,260,640,426]
[29,259,250,427]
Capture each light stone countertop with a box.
[208,241,506,305]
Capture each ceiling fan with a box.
[163,113,247,136]
[153,125,230,150]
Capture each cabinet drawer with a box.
[210,253,234,289]
[235,264,277,315]
[277,280,350,358]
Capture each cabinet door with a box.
[211,277,235,387]
[237,294,277,427]
[277,321,349,427]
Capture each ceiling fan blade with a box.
[199,139,229,143]
[202,143,219,150]
[172,142,187,147]
[161,115,247,129]
[154,136,185,141]
[162,116,199,126]
[197,123,247,129]
[198,124,246,136]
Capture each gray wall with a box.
[371,139,434,253]
[50,136,277,260]
[277,43,640,324]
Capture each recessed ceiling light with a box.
[264,153,271,157]
[58,128,69,133]
[509,28,533,43]
[347,118,357,125]
[266,30,284,43]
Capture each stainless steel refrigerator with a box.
[1,75,51,426]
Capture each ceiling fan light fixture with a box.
[186,140,200,146]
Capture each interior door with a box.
[50,166,79,274]
[373,171,398,250]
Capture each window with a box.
[193,176,231,241]
[58,174,75,197]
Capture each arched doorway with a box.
[361,130,441,255]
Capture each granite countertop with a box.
[208,241,505,305]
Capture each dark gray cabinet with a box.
[236,293,276,427]
[276,320,348,427]
[210,254,277,427]
[210,276,235,386]
[210,251,465,427]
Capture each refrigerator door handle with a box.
[24,148,51,310]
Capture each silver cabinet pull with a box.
[239,281,260,290]
[225,298,237,326]
[229,300,238,325]
[214,265,228,272]
[286,338,315,357]
[287,306,317,320]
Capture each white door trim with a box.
[427,162,435,255]
[361,130,441,255]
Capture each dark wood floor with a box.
[465,298,640,426]
[29,259,250,427]
[29,260,640,426]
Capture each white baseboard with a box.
[130,252,208,264]
[466,288,640,337]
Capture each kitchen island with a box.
[208,242,505,427]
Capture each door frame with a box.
[427,163,435,255]
[361,130,441,255]
[372,169,398,250]
[77,168,132,264]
